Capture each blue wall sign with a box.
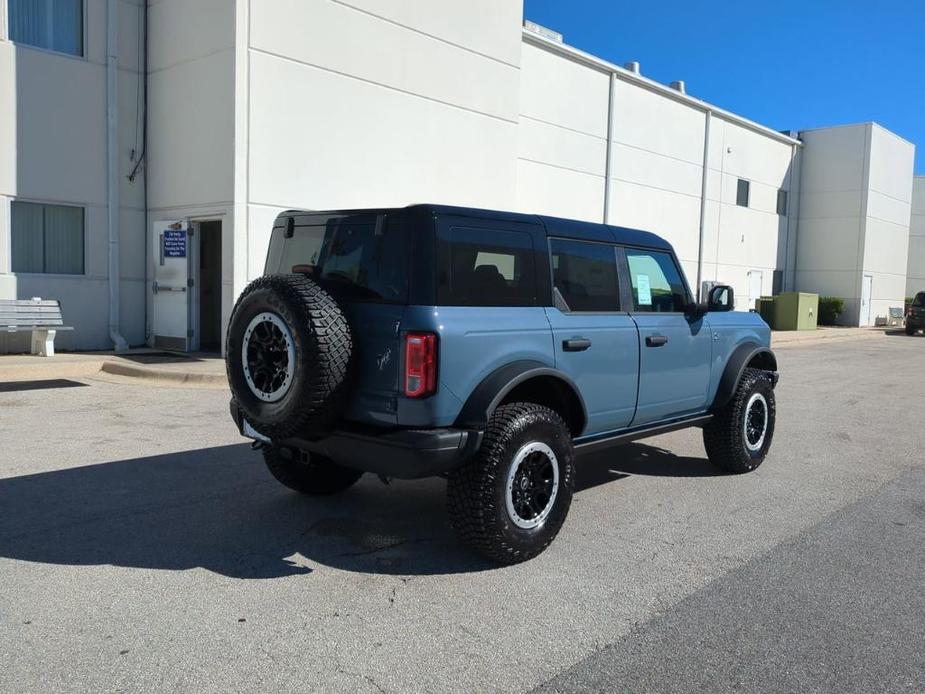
[163,229,187,258]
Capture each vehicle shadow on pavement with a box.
[0,442,715,579]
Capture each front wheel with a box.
[447,403,575,564]
[263,445,363,495]
[906,323,917,336]
[703,368,776,474]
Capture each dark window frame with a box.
[547,237,624,314]
[776,189,789,216]
[11,200,86,276]
[736,178,751,208]
[7,0,85,58]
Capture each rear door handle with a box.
[645,335,668,347]
[563,337,592,352]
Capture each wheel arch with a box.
[711,343,778,411]
[454,360,588,436]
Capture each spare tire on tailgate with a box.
[226,274,352,440]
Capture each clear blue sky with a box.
[523,0,925,173]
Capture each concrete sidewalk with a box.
[0,349,226,388]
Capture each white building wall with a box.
[703,117,796,308]
[0,0,146,351]
[515,41,608,223]
[608,76,706,284]
[907,177,925,297]
[796,123,914,325]
[795,124,870,324]
[862,125,913,322]
[243,0,524,286]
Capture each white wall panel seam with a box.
[330,0,520,70]
[518,157,605,180]
[610,177,703,201]
[249,46,519,126]
[147,46,235,76]
[519,113,606,142]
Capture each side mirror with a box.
[707,285,735,312]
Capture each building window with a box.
[8,0,84,57]
[736,179,750,207]
[11,201,85,275]
[777,189,789,216]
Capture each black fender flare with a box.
[712,343,778,410]
[454,360,588,434]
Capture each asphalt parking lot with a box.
[1,335,923,693]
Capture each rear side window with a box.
[437,226,537,306]
[550,239,620,312]
[278,217,408,303]
[626,249,689,313]
[914,293,925,307]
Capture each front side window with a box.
[550,239,620,312]
[914,293,925,308]
[438,226,537,306]
[8,0,83,56]
[626,249,688,313]
[11,201,84,274]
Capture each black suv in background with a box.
[907,292,925,335]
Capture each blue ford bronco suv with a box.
[227,205,778,564]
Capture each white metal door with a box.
[151,220,191,351]
[747,270,763,310]
[860,274,873,326]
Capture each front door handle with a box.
[563,337,592,352]
[645,335,668,347]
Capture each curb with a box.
[99,360,228,388]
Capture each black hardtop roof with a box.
[281,204,673,252]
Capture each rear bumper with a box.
[230,401,482,479]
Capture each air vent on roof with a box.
[624,61,641,74]
[669,80,686,94]
[524,20,563,43]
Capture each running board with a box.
[574,414,714,456]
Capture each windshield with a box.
[276,217,408,304]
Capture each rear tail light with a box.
[404,332,437,398]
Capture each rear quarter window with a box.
[275,217,408,304]
[437,226,538,307]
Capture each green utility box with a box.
[762,292,818,331]
[755,296,776,325]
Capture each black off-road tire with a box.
[263,445,363,495]
[906,323,917,336]
[226,274,352,440]
[447,403,575,565]
[703,367,776,474]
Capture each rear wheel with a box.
[703,368,776,474]
[263,445,363,495]
[447,403,575,564]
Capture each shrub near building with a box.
[818,297,845,326]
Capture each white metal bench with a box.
[0,298,74,357]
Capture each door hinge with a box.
[187,278,195,288]
[187,329,194,339]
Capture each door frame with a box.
[860,273,873,327]
[188,217,223,352]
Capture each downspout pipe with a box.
[107,0,128,351]
[695,110,712,301]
